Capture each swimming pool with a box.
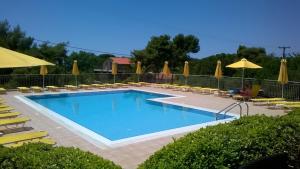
[18,89,235,147]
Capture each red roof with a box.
[111,57,131,65]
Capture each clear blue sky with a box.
[0,0,299,58]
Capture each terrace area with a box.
[1,84,286,169]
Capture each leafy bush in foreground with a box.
[139,110,300,169]
[0,143,122,169]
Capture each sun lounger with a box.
[271,104,300,112]
[127,82,136,86]
[5,138,56,148]
[64,85,78,90]
[283,104,300,108]
[266,101,300,107]
[178,85,191,92]
[251,98,287,106]
[0,112,20,119]
[251,98,286,106]
[132,82,143,87]
[151,83,163,88]
[17,87,30,93]
[79,84,92,90]
[190,87,201,92]
[0,107,14,113]
[138,82,151,86]
[166,84,179,89]
[46,86,60,92]
[111,84,119,88]
[0,104,9,108]
[0,88,6,94]
[0,131,48,145]
[103,83,114,88]
[250,98,285,102]
[172,85,183,91]
[127,82,142,87]
[31,86,43,93]
[199,88,216,94]
[0,117,30,128]
[91,84,106,89]
[276,101,300,105]
[114,83,128,88]
[119,83,129,87]
[213,90,230,97]
[160,84,171,89]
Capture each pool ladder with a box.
[216,102,249,120]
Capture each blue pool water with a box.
[27,90,232,141]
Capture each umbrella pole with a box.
[218,79,220,89]
[185,77,187,85]
[75,75,77,87]
[242,68,245,89]
[138,75,140,83]
[114,75,116,83]
[282,84,284,98]
[42,75,45,90]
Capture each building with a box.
[97,57,132,73]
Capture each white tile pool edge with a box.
[15,89,239,149]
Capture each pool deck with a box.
[1,86,285,169]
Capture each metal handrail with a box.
[216,102,249,120]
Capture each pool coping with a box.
[15,88,239,148]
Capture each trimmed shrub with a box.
[0,143,122,169]
[139,110,300,169]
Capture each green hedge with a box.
[139,110,300,169]
[0,143,122,169]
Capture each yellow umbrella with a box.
[112,62,117,83]
[278,59,288,98]
[183,61,189,85]
[40,65,48,89]
[226,58,262,88]
[162,61,171,76]
[72,60,80,86]
[0,46,54,68]
[214,60,222,89]
[136,61,142,82]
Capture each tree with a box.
[132,34,199,73]
[0,20,33,51]
[68,52,113,73]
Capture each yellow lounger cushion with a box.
[31,86,42,90]
[250,98,285,102]
[269,101,300,105]
[0,88,6,94]
[17,87,30,90]
[0,117,30,126]
[283,104,300,108]
[0,105,9,108]
[5,138,56,148]
[0,107,14,113]
[17,87,30,93]
[46,86,59,88]
[31,86,42,89]
[64,85,77,88]
[79,84,90,87]
[0,131,48,145]
[31,86,43,92]
[0,112,21,118]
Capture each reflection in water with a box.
[72,102,80,114]
[162,103,167,114]
[135,96,142,112]
[111,98,116,112]
[181,106,188,120]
